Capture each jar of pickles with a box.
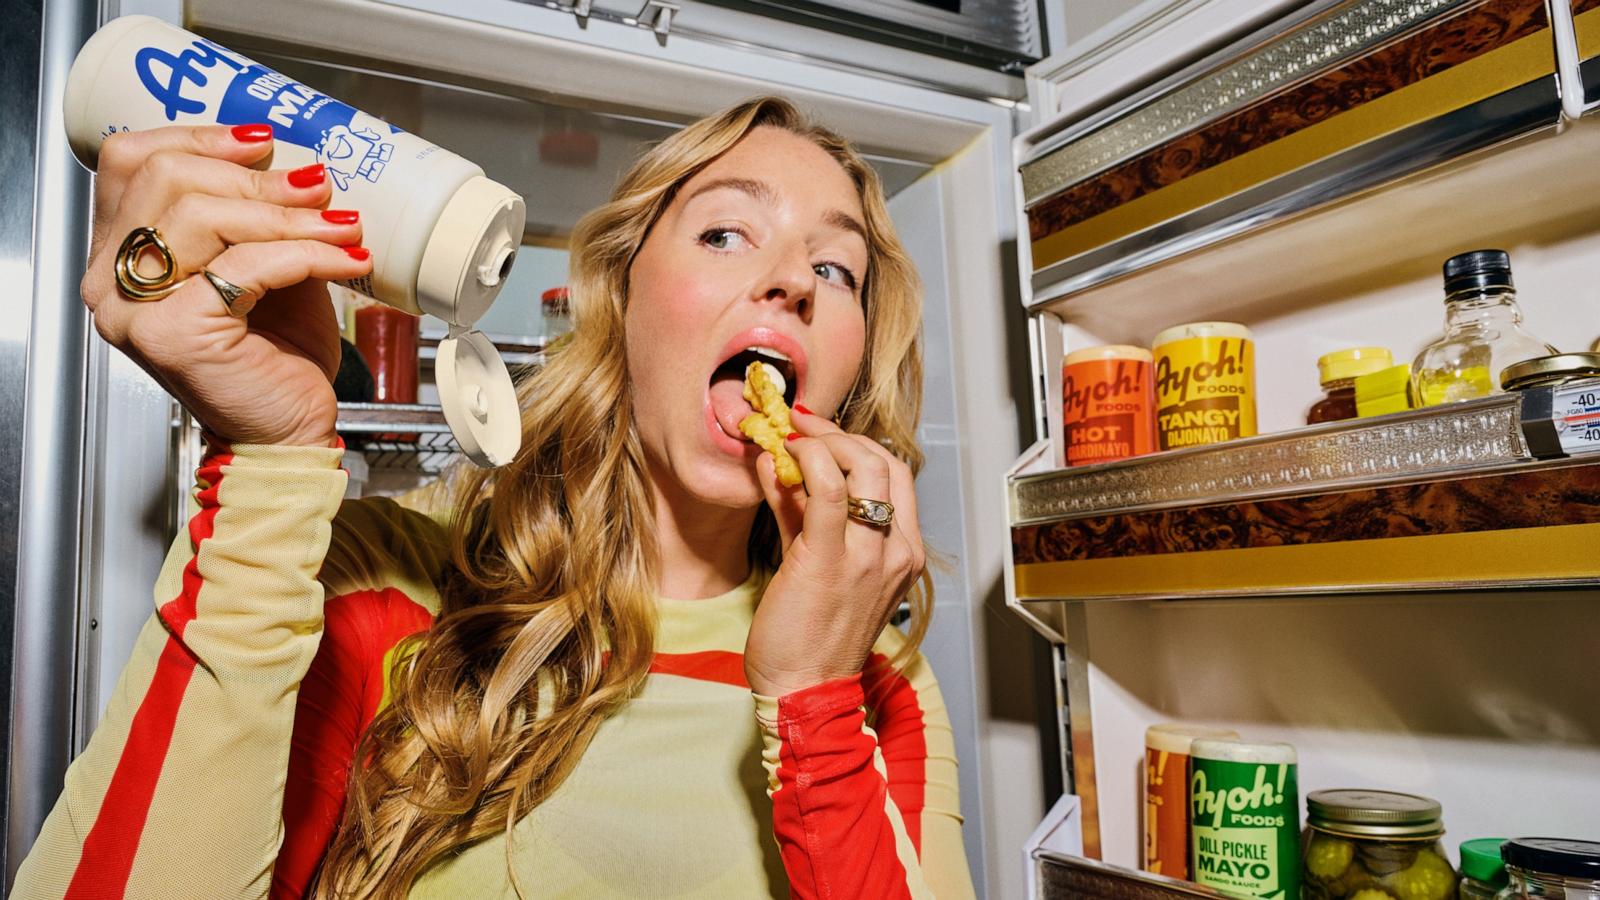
[1500,839,1600,900]
[1301,789,1458,900]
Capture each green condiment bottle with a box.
[1189,739,1300,900]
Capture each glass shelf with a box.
[336,402,460,474]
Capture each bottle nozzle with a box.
[417,175,527,327]
[478,244,515,289]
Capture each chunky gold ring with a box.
[114,226,184,301]
[201,269,255,318]
[846,496,894,528]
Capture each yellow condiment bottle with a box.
[1152,322,1256,450]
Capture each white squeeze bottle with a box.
[62,15,525,467]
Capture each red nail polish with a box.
[794,403,814,416]
[343,246,370,261]
[230,123,273,143]
[785,432,799,442]
[321,209,359,224]
[287,163,326,188]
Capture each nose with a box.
[757,241,814,321]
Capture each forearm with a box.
[756,674,933,900]
[15,443,347,900]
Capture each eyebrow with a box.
[685,177,868,243]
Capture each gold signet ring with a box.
[202,269,255,318]
[114,227,183,301]
[846,496,895,527]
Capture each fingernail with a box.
[287,163,326,188]
[785,432,799,442]
[230,123,273,143]
[343,246,370,261]
[322,209,360,224]
[794,403,814,416]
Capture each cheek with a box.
[814,309,869,403]
[628,251,735,347]
[624,269,722,421]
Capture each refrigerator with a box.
[6,0,1051,894]
[6,0,1600,897]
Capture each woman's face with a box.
[625,126,870,509]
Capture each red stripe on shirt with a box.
[596,649,753,690]
[64,451,232,899]
[648,650,749,689]
[863,653,928,856]
[164,453,229,636]
[274,588,433,900]
[772,713,819,898]
[768,674,914,900]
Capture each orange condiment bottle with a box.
[1062,345,1156,466]
[1143,724,1239,880]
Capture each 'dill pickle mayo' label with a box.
[1154,323,1257,450]
[1189,740,1300,900]
[1063,346,1155,466]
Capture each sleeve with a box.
[13,443,347,900]
[753,641,976,900]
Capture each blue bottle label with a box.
[129,35,403,191]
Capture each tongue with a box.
[709,374,755,439]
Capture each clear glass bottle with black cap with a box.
[1499,839,1600,899]
[1412,250,1558,407]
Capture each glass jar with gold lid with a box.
[1302,789,1459,900]
[1500,352,1600,391]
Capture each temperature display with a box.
[1551,384,1600,454]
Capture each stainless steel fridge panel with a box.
[6,0,99,885]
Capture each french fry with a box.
[738,361,804,487]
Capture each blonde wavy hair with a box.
[314,96,929,897]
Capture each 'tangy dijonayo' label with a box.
[1190,759,1299,900]
[1154,336,1257,450]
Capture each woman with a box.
[17,97,973,899]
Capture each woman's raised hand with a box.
[745,408,926,698]
[81,123,373,448]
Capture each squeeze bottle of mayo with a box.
[63,15,524,467]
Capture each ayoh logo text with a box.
[1155,339,1246,404]
[1190,765,1288,829]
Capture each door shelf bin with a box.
[1035,851,1231,900]
[1008,392,1600,601]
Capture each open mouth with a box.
[708,342,801,444]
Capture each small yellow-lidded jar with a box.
[1309,347,1393,424]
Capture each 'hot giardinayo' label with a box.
[1189,755,1299,900]
[1153,327,1257,450]
[1063,350,1154,466]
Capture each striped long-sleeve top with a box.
[14,443,975,899]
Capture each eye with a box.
[814,261,859,292]
[698,226,751,252]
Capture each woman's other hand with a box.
[81,123,373,448]
[744,406,926,697]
